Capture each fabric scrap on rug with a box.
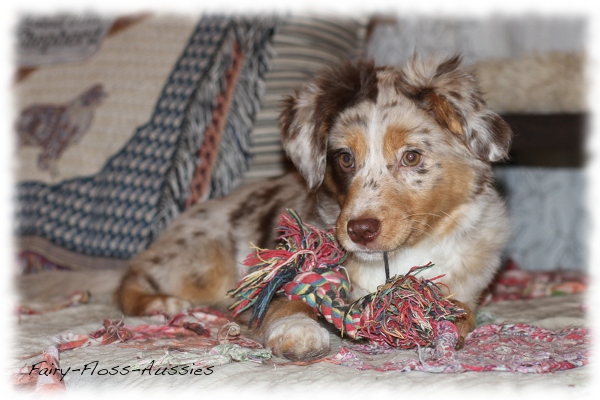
[13,346,66,393]
[13,307,270,391]
[46,308,264,352]
[130,344,272,372]
[329,323,590,373]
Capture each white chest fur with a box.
[346,234,461,300]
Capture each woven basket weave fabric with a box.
[16,15,279,271]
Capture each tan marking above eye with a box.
[382,126,409,161]
[401,151,422,167]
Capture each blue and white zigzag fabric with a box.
[16,16,278,260]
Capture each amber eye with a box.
[401,151,421,167]
[338,152,355,171]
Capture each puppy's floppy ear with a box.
[279,60,379,189]
[396,55,512,162]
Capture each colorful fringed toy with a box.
[228,209,465,348]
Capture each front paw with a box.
[450,300,476,350]
[263,314,330,361]
[145,296,191,315]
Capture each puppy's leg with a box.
[115,270,192,315]
[117,239,331,360]
[449,299,476,349]
[242,297,330,361]
[114,240,238,316]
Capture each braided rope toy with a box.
[228,210,465,348]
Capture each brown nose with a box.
[347,218,381,245]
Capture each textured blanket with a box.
[10,266,591,397]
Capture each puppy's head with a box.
[280,56,512,260]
